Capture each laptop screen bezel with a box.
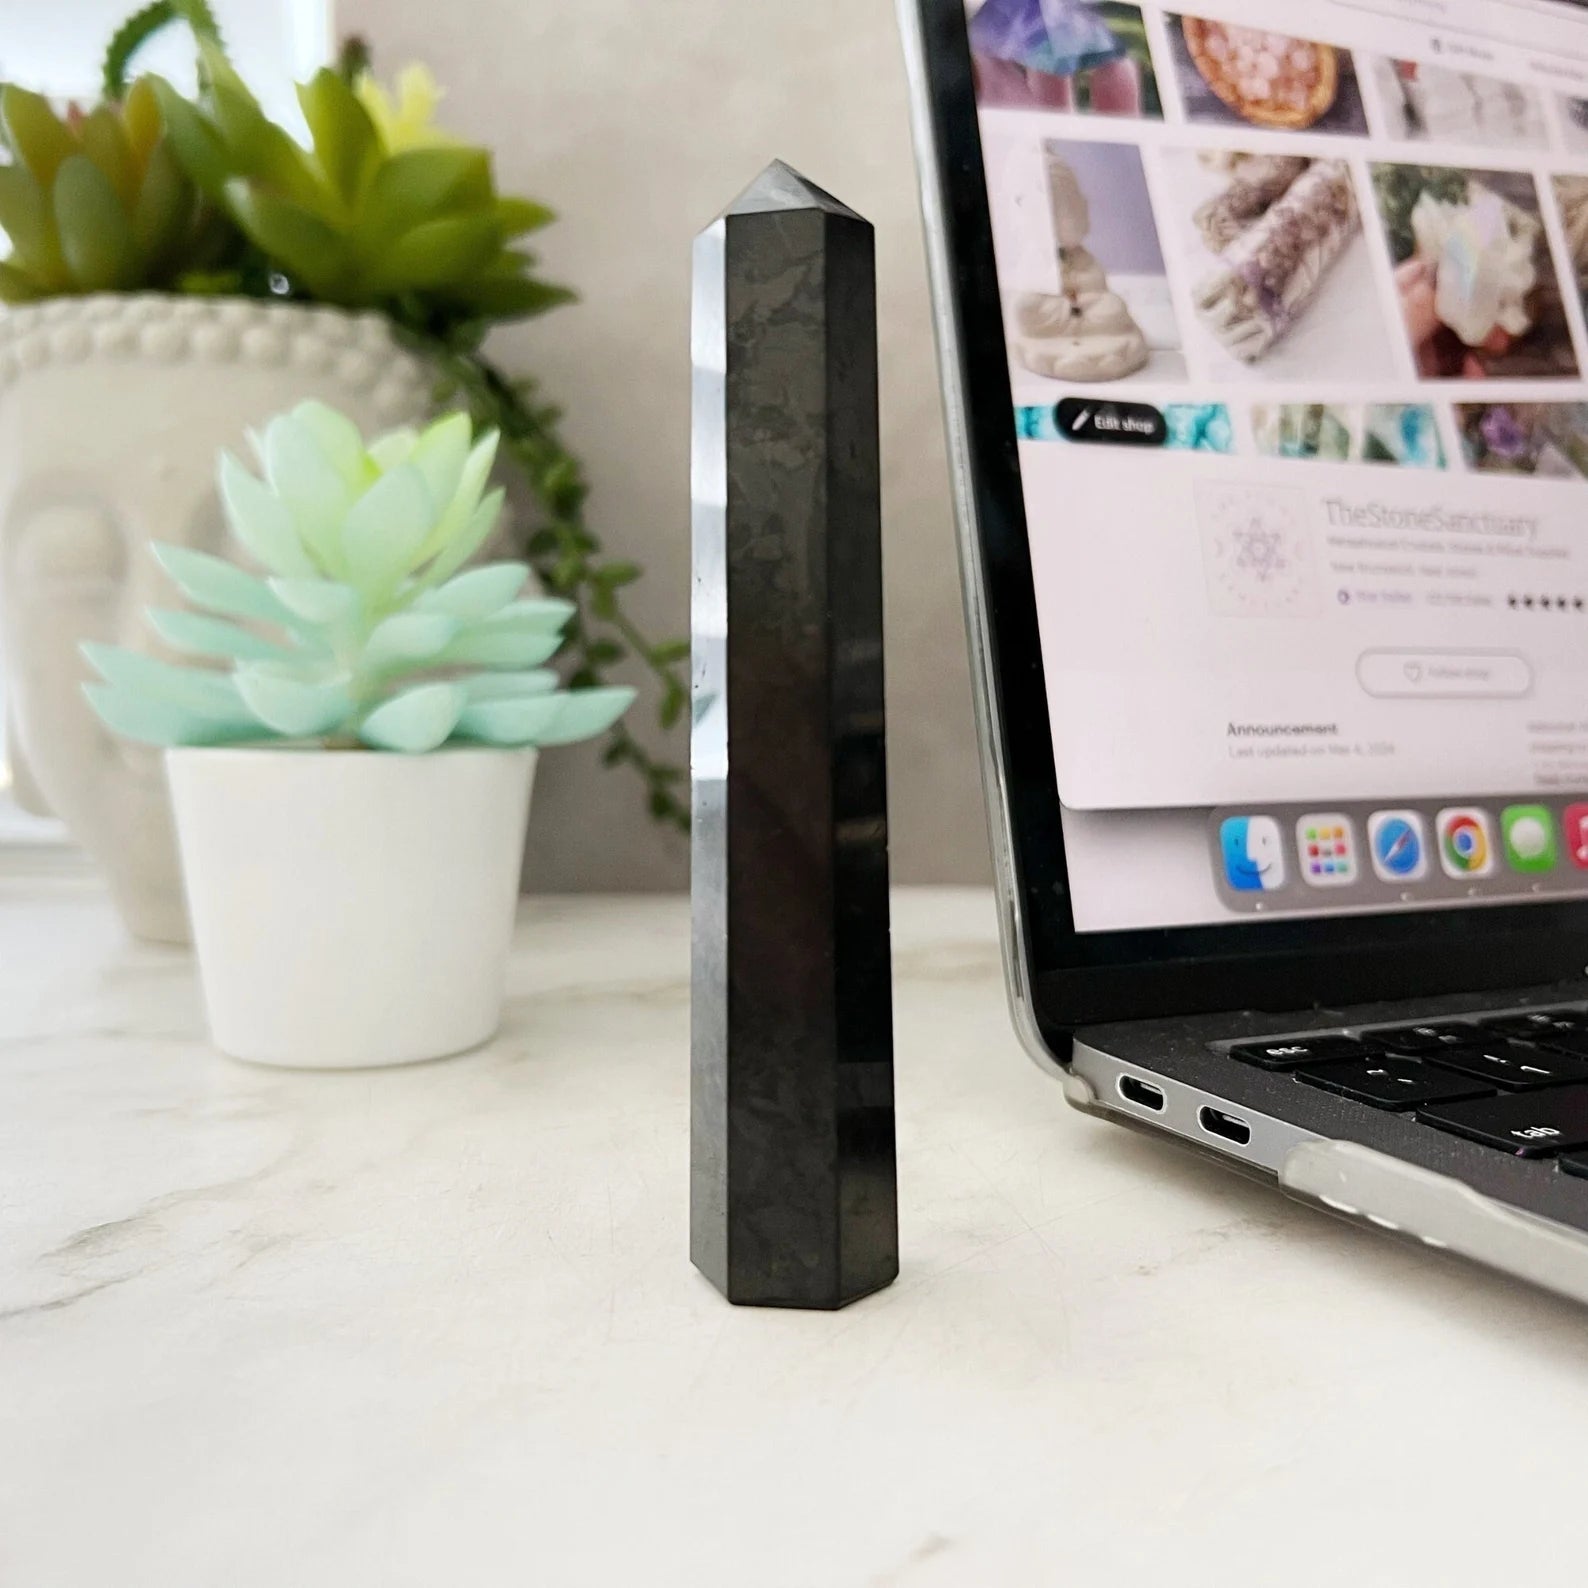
[906,0,1588,1030]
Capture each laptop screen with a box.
[967,0,1588,933]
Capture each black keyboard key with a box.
[1420,1086,1588,1158]
[1479,1011,1587,1039]
[1528,1028,1588,1060]
[1295,1055,1492,1110]
[1559,1151,1588,1181]
[1228,1035,1371,1070]
[1366,1022,1481,1053]
[1427,1040,1588,1091]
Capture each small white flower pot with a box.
[0,295,436,946]
[166,747,536,1069]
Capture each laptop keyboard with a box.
[1222,1007,1588,1176]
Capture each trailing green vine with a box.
[101,0,223,100]
[413,331,691,832]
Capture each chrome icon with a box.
[1437,808,1495,878]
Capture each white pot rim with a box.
[164,745,535,764]
[0,292,431,408]
[1,290,399,329]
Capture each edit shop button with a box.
[1357,650,1532,699]
[1054,398,1166,446]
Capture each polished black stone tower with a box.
[690,162,898,1310]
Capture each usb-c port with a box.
[1198,1106,1252,1147]
[1117,1075,1165,1111]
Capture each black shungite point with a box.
[689,162,898,1310]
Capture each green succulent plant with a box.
[0,5,693,832]
[82,404,635,754]
[0,79,221,301]
[150,43,570,328]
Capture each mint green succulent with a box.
[82,404,635,754]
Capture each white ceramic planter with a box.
[0,295,435,944]
[166,747,536,1069]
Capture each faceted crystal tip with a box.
[719,159,865,223]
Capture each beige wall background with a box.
[340,0,992,892]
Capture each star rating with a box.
[1506,593,1585,611]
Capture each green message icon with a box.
[1502,806,1558,874]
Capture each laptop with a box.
[898,0,1588,1302]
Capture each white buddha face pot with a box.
[0,296,434,942]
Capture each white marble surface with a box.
[3,880,1587,1587]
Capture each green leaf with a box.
[408,412,472,523]
[82,641,246,719]
[222,181,347,297]
[596,561,641,590]
[424,484,504,585]
[153,543,298,624]
[368,427,418,470]
[0,262,42,302]
[147,607,297,664]
[488,598,576,630]
[148,78,233,199]
[84,682,269,748]
[217,451,315,577]
[358,682,465,752]
[122,79,164,165]
[0,164,66,288]
[342,463,434,589]
[130,141,195,280]
[267,575,360,627]
[462,670,559,702]
[54,155,136,291]
[454,270,576,322]
[359,147,492,241]
[650,638,690,666]
[437,620,562,670]
[235,667,353,737]
[264,412,356,573]
[206,65,323,209]
[495,196,554,237]
[361,611,459,673]
[364,213,499,293]
[535,687,636,747]
[416,561,527,621]
[415,430,498,569]
[76,107,138,211]
[1,87,76,186]
[297,68,379,206]
[290,400,370,490]
[452,694,563,747]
